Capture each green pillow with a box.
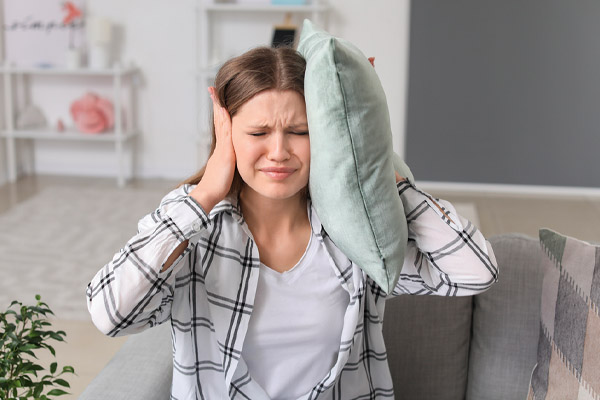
[298,19,413,294]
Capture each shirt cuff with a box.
[396,179,463,232]
[163,195,210,240]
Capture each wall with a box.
[405,0,600,188]
[0,0,411,183]
[0,0,6,186]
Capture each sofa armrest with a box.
[466,233,544,400]
[79,322,173,400]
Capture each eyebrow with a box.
[247,123,308,130]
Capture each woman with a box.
[87,46,497,399]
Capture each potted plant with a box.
[0,295,75,399]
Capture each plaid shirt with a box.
[86,180,497,399]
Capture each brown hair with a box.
[180,46,306,195]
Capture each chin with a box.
[240,172,309,202]
[249,183,308,202]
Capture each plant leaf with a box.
[61,366,75,374]
[50,362,57,374]
[48,345,56,357]
[47,388,69,396]
[33,383,43,398]
[53,379,70,388]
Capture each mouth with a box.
[259,167,296,180]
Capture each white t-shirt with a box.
[241,231,350,399]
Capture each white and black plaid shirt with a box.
[87,180,497,399]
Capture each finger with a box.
[214,103,232,144]
[218,103,231,126]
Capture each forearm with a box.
[86,186,207,335]
[162,240,189,272]
[394,180,498,296]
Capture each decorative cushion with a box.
[298,19,413,294]
[528,229,600,399]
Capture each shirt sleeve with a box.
[86,184,208,336]
[390,180,498,297]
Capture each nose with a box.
[266,132,291,162]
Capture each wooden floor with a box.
[425,186,600,244]
[1,174,599,398]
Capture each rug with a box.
[0,185,169,320]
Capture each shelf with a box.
[203,3,328,12]
[194,0,329,158]
[2,61,141,187]
[0,128,139,142]
[0,66,138,77]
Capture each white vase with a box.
[66,48,81,69]
[89,44,110,69]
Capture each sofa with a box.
[79,233,544,400]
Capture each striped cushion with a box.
[528,229,600,399]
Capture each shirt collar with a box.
[208,194,324,237]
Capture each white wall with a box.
[0,0,6,186]
[0,0,410,183]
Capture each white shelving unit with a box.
[194,0,329,162]
[1,65,140,187]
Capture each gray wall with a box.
[405,0,600,187]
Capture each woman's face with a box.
[231,89,310,202]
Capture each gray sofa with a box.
[80,233,544,400]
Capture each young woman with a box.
[87,46,498,399]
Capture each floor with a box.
[1,174,599,398]
[425,187,600,245]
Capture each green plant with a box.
[0,295,75,400]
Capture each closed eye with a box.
[249,132,266,137]
[290,131,309,136]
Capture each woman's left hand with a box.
[395,172,406,183]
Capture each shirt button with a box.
[192,222,202,232]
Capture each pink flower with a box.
[70,93,114,134]
[62,2,82,25]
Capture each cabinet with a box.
[1,65,140,187]
[194,0,329,161]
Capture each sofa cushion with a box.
[297,19,413,294]
[466,234,544,400]
[383,295,472,400]
[528,229,600,399]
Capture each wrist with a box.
[189,184,220,214]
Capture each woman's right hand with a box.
[190,87,236,213]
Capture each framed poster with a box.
[2,0,85,68]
